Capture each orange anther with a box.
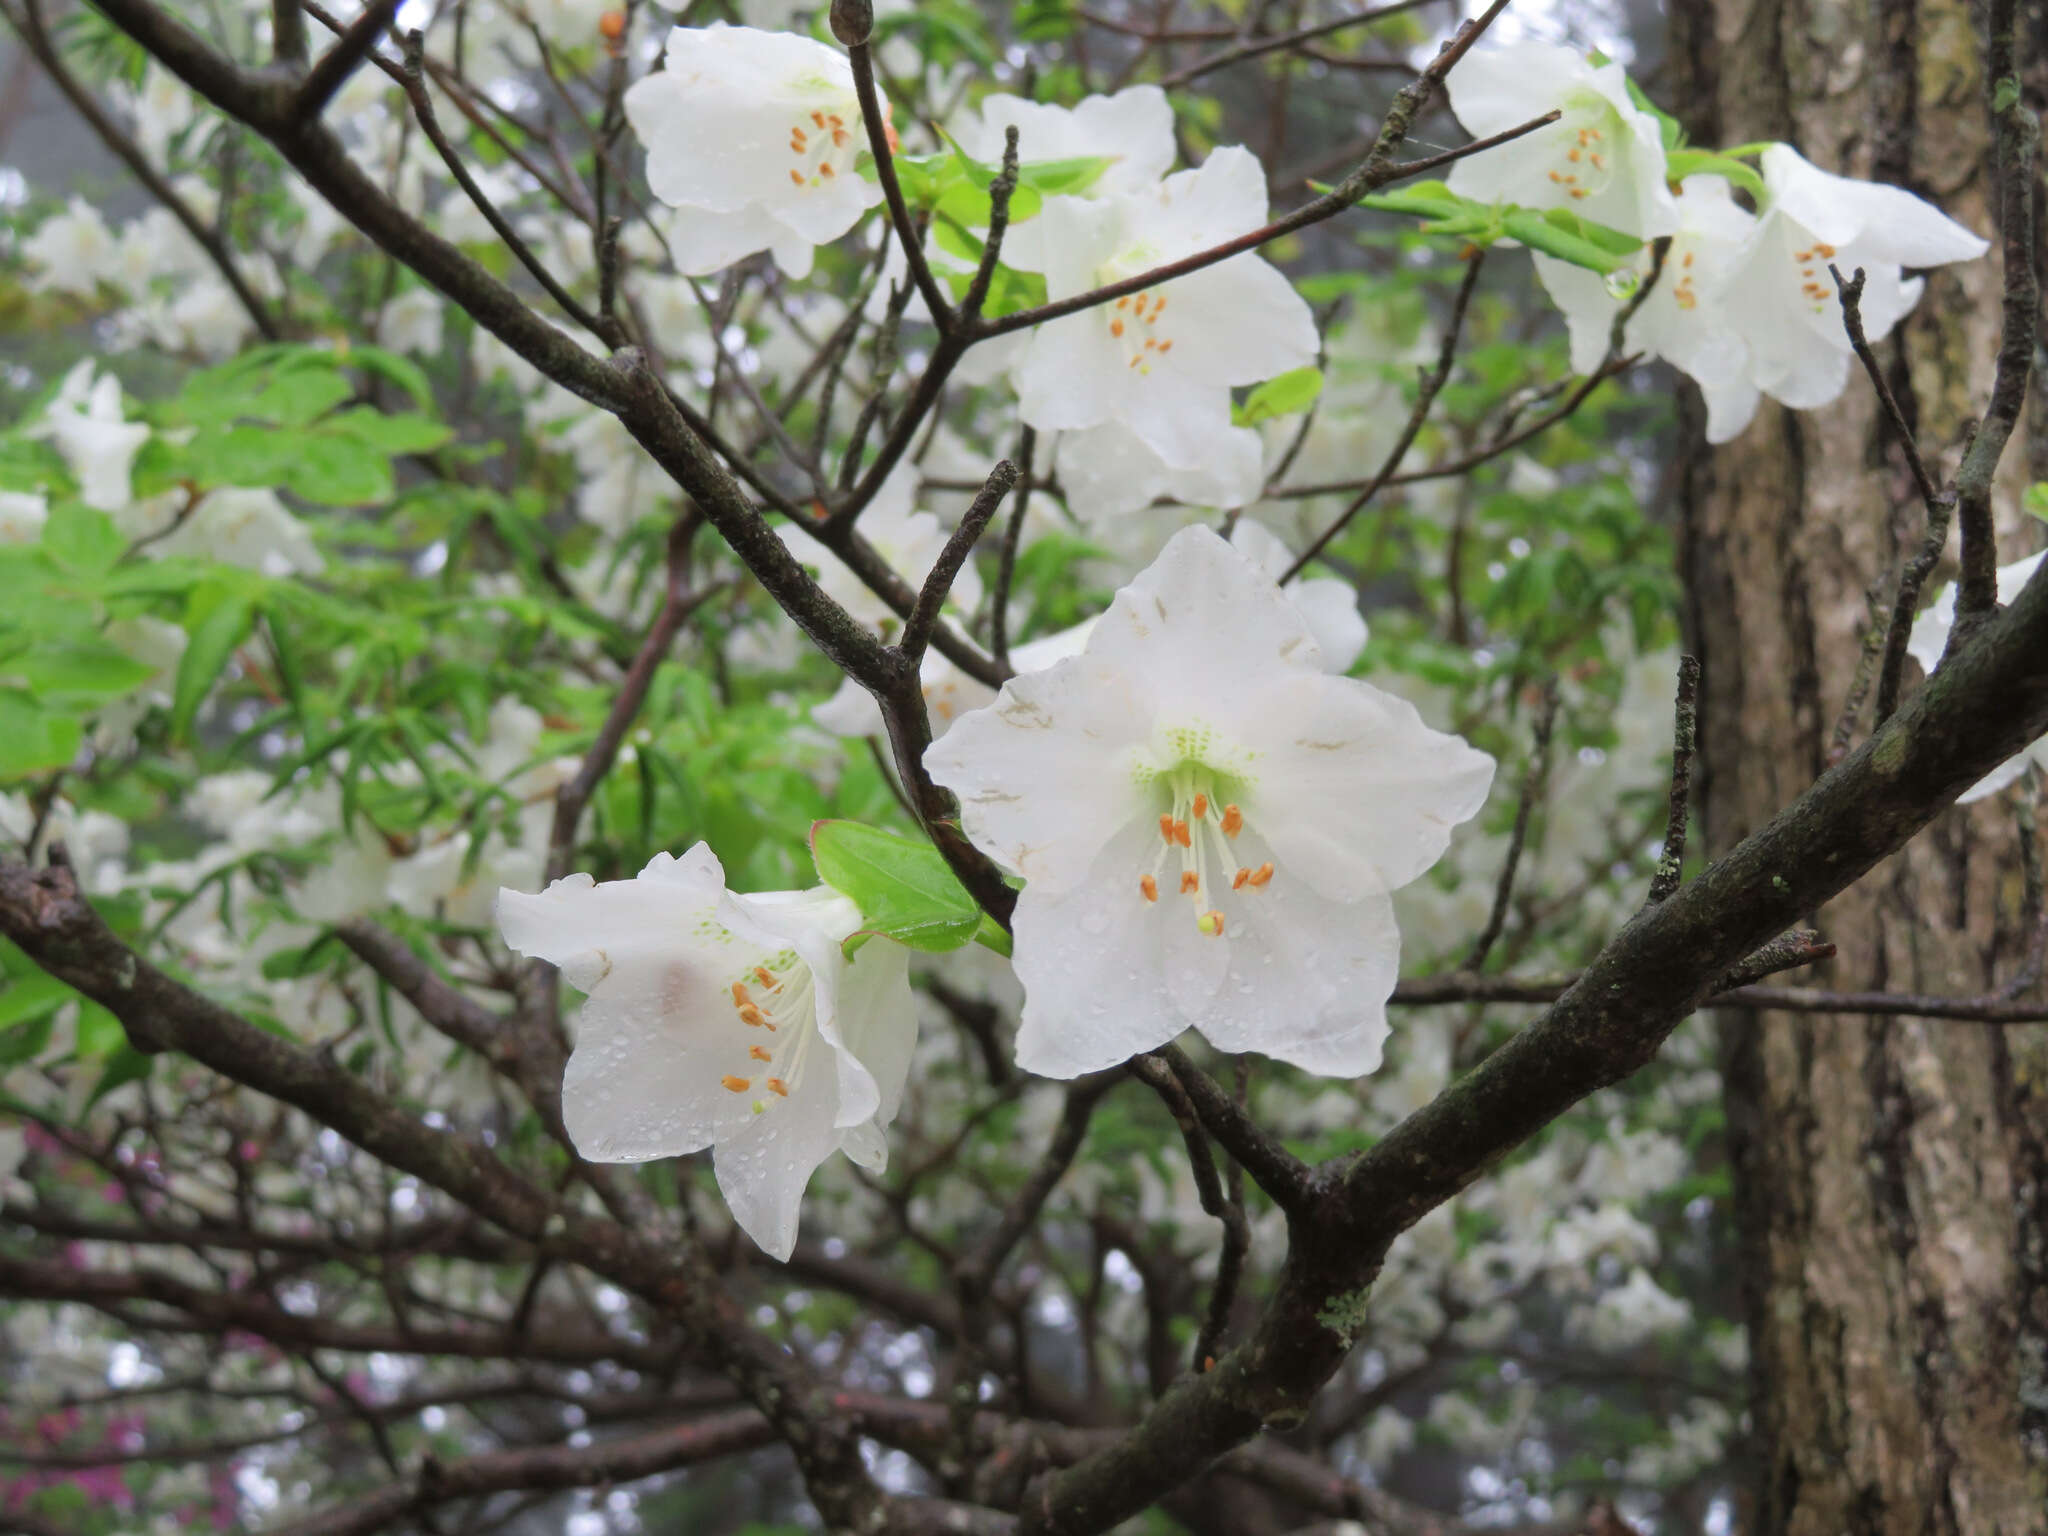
[1570,188,1588,199]
[1794,248,1812,262]
[1548,171,1563,183]
[790,169,805,186]
[1682,251,1695,267]
[1180,871,1200,895]
[1157,340,1172,352]
[722,1075,751,1093]
[1115,297,1130,309]
[749,1045,773,1062]
[599,9,626,42]
[1232,867,1251,890]
[1172,820,1191,848]
[828,114,844,128]
[1248,862,1274,888]
[831,129,851,148]
[820,163,836,177]
[1140,875,1158,902]
[1590,154,1605,170]
[1160,813,1177,844]
[1192,793,1208,820]
[1220,805,1242,838]
[738,1003,767,1027]
[1815,242,1836,257]
[753,966,777,988]
[731,981,752,1007]
[1110,319,1125,337]
[811,111,827,128]
[766,1077,789,1096]
[1567,148,1582,163]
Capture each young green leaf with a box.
[809,819,983,955]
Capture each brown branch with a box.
[295,0,399,120]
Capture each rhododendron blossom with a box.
[1721,144,1987,412]
[925,527,1493,1079]
[1533,175,1761,443]
[1008,147,1319,510]
[498,844,915,1260]
[625,25,886,279]
[1444,43,1680,239]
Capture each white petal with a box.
[1532,254,1625,377]
[1245,674,1497,902]
[1155,255,1320,389]
[1082,524,1325,707]
[1009,819,1197,1077]
[923,650,1152,895]
[1054,421,1265,518]
[711,1051,847,1260]
[1760,144,1989,266]
[1193,882,1400,1078]
[1445,42,1591,137]
[830,935,917,1126]
[1286,577,1369,674]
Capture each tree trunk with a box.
[1669,0,2048,1531]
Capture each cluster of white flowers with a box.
[1445,42,1988,442]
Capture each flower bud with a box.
[598,9,626,42]
[829,0,872,47]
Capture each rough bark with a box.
[1670,0,2048,1529]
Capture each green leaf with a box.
[0,971,75,1032]
[84,1042,154,1109]
[809,819,983,955]
[1236,366,1323,427]
[7,640,156,707]
[287,432,394,505]
[1500,207,1642,273]
[0,689,81,780]
[187,424,306,488]
[2023,482,2048,522]
[348,344,436,408]
[1356,179,1475,222]
[323,406,453,455]
[172,583,257,742]
[1665,148,1766,201]
[39,504,125,577]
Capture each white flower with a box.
[957,86,1175,199]
[811,520,1363,741]
[953,85,1177,272]
[1053,420,1266,522]
[1534,174,1762,443]
[146,487,323,576]
[1908,549,2047,801]
[1008,147,1318,508]
[27,362,150,514]
[379,289,446,357]
[1722,144,1987,412]
[779,466,982,634]
[1570,1266,1692,1351]
[497,844,917,1259]
[924,526,1493,1080]
[0,491,48,544]
[625,25,885,279]
[1445,43,1680,239]
[22,197,120,297]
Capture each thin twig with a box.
[844,35,953,332]
[899,462,1017,665]
[988,426,1037,671]
[1465,679,1559,968]
[1282,249,1485,581]
[1950,6,2039,637]
[1645,655,1701,903]
[958,126,1021,322]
